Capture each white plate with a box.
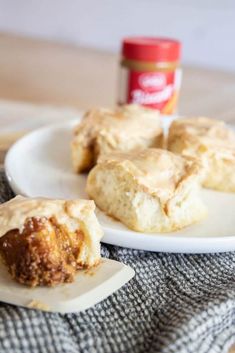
[5,119,235,254]
[0,258,134,313]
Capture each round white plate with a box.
[5,119,235,254]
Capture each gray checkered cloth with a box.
[0,172,235,353]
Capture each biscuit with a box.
[86,149,207,233]
[72,104,163,173]
[168,117,235,192]
[0,196,103,286]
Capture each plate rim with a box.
[5,119,78,196]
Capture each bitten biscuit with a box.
[86,149,207,233]
[71,104,163,173]
[0,196,103,287]
[168,117,235,192]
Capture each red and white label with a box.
[118,68,182,114]
[139,72,166,91]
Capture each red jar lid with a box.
[122,37,181,63]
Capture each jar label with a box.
[118,68,182,114]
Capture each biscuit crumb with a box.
[27,300,50,311]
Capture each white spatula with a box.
[0,258,135,313]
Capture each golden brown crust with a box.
[72,104,163,173]
[0,196,103,286]
[0,216,99,287]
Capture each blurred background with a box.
[0,0,235,129]
[0,0,235,71]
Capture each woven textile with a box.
[0,172,235,353]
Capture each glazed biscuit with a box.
[86,148,207,233]
[72,104,163,173]
[168,117,235,192]
[0,196,103,286]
